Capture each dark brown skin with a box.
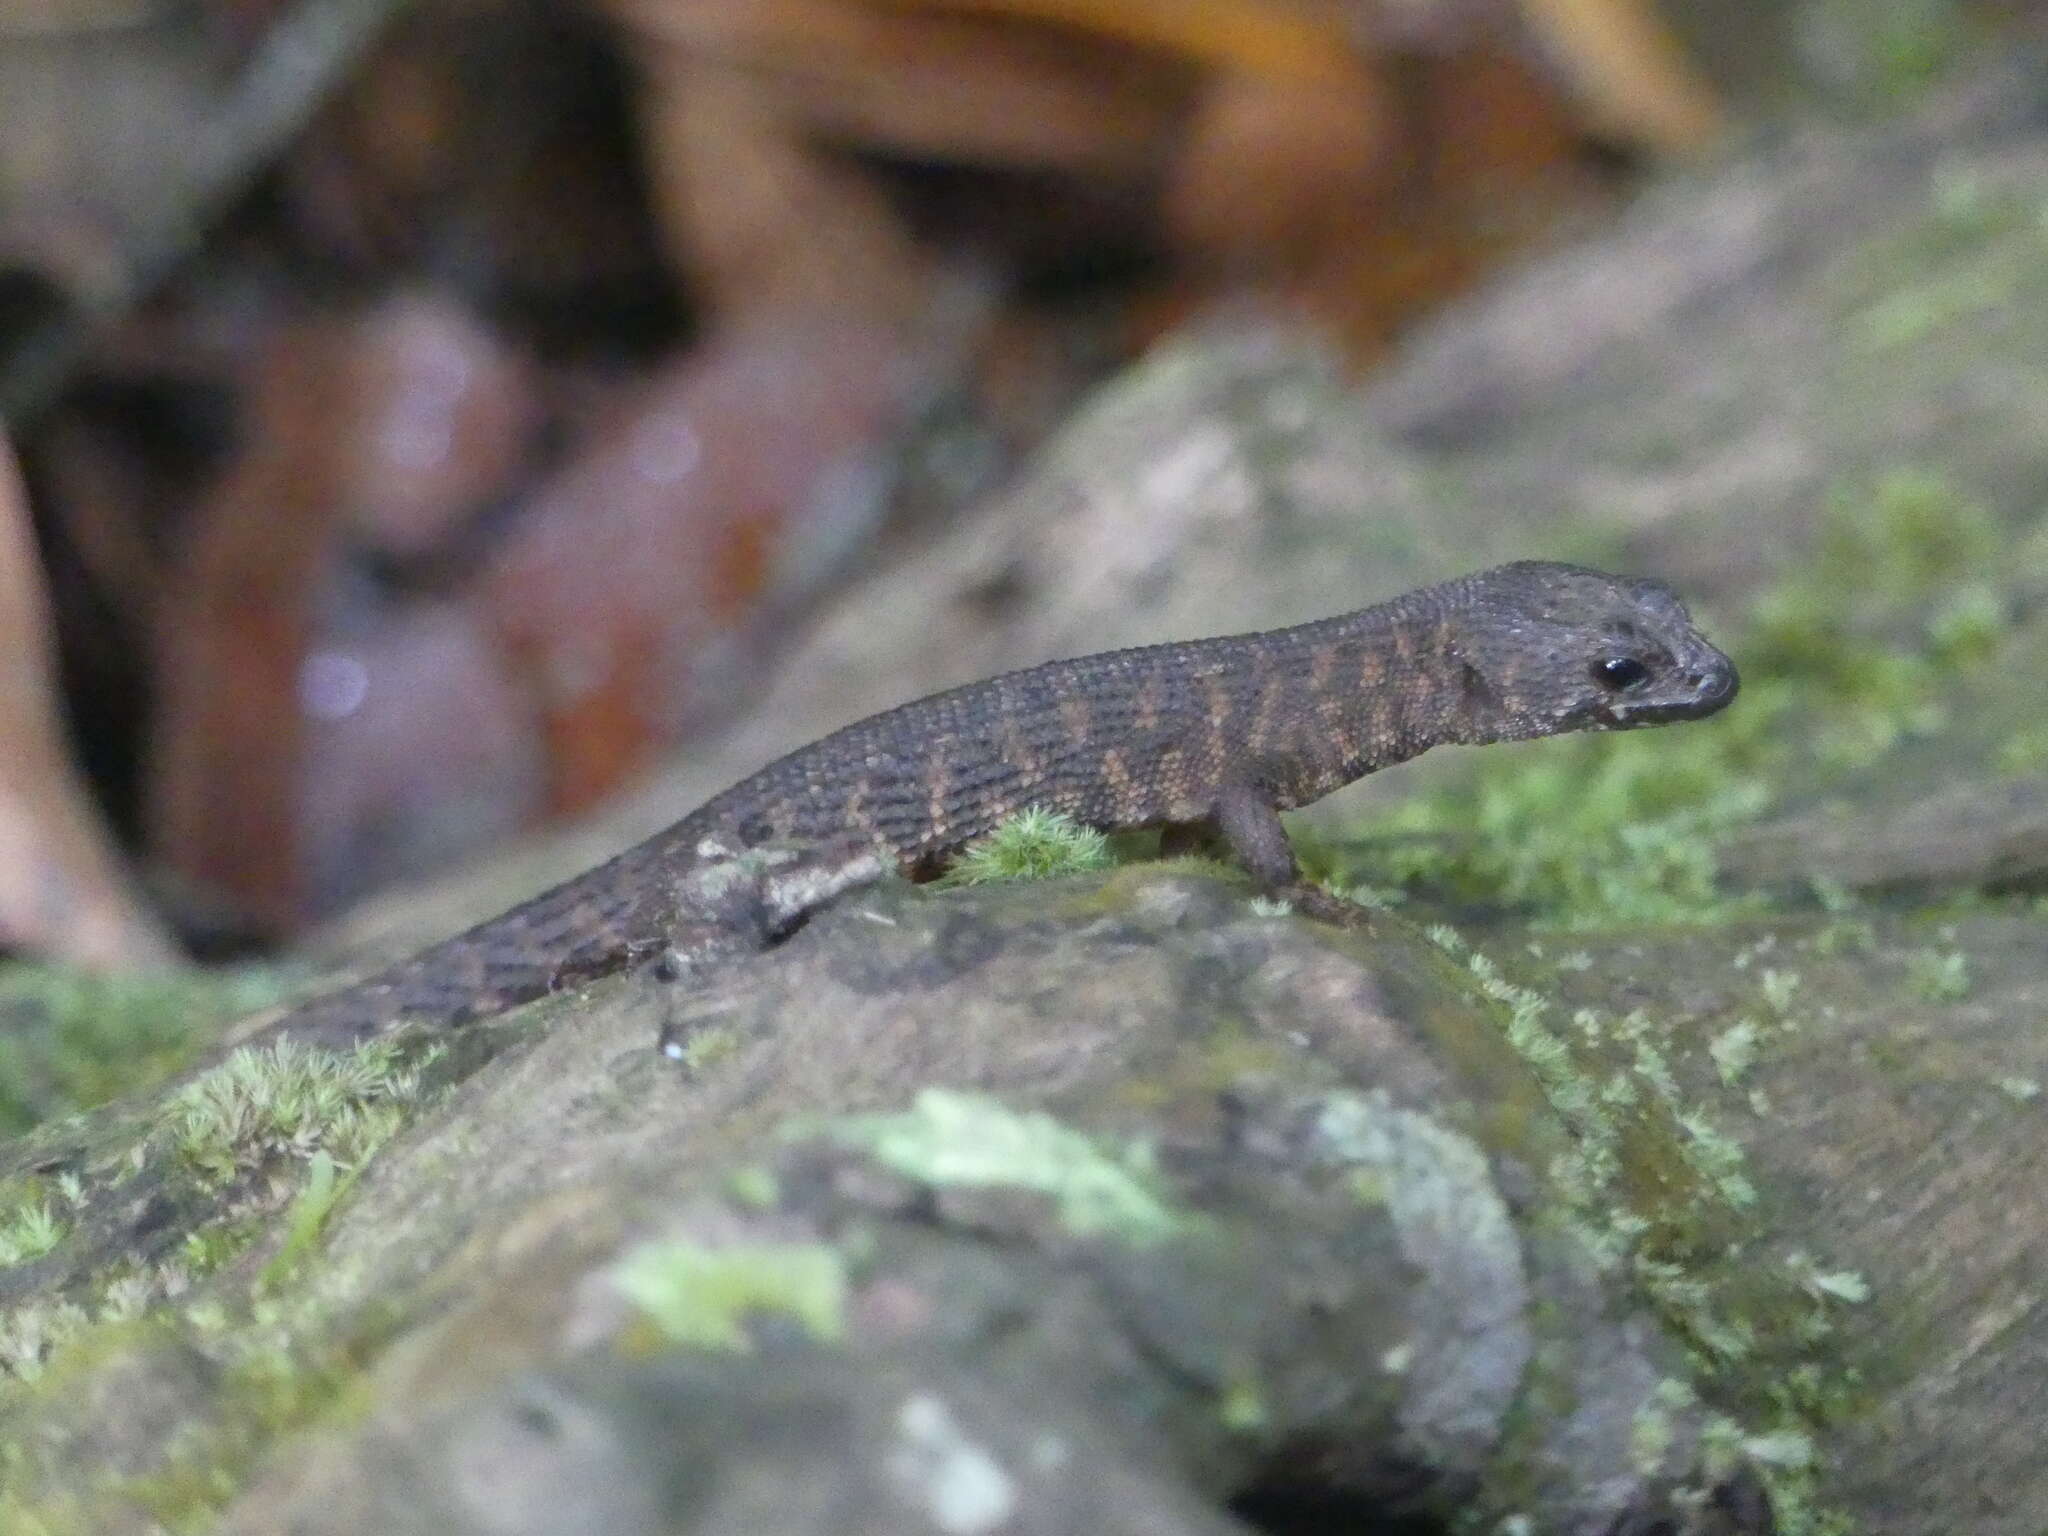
[258,561,1737,1051]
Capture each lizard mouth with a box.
[1605,652,1740,727]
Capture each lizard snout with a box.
[1688,654,1739,710]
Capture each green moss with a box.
[1993,722,2048,777]
[825,1089,1183,1245]
[937,808,1114,886]
[725,1166,781,1209]
[1675,1113,1758,1210]
[1460,946,1764,1337]
[88,1339,367,1531]
[1364,723,1771,929]
[0,965,286,1138]
[178,1219,266,1281]
[167,1038,428,1185]
[1468,937,1881,1535]
[676,1025,742,1073]
[0,1197,64,1269]
[1151,850,1237,880]
[258,1152,354,1293]
[611,1239,847,1351]
[1629,1394,1677,1477]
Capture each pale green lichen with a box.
[1314,1091,1517,1268]
[1903,948,1970,1002]
[1311,1089,1525,1450]
[1676,1113,1758,1210]
[937,808,1113,886]
[1629,1395,1677,1477]
[826,1089,1182,1245]
[1217,1375,1269,1431]
[0,1300,90,1382]
[611,1238,848,1351]
[1784,1253,1872,1307]
[1709,1020,1763,1087]
[1759,969,1802,1017]
[887,1392,1020,1531]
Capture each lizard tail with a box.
[249,937,564,1052]
[233,841,670,1053]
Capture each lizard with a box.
[249,560,1737,1055]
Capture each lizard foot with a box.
[1282,882,1382,931]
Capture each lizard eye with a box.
[1592,655,1650,691]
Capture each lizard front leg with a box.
[1209,781,1301,890]
[1185,782,1374,928]
[653,834,893,1060]
[1160,781,1302,889]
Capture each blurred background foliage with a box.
[0,0,2027,967]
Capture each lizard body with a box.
[260,561,1736,1050]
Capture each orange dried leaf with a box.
[881,0,1369,88]
[1516,0,1721,152]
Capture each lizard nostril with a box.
[1690,660,1738,702]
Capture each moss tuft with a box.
[167,1038,429,1185]
[0,1195,64,1269]
[938,808,1114,886]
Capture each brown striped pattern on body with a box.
[263,562,1738,1047]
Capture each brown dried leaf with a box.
[479,315,933,814]
[146,297,545,933]
[606,0,1193,174]
[0,430,176,968]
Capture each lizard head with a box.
[1445,561,1739,742]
